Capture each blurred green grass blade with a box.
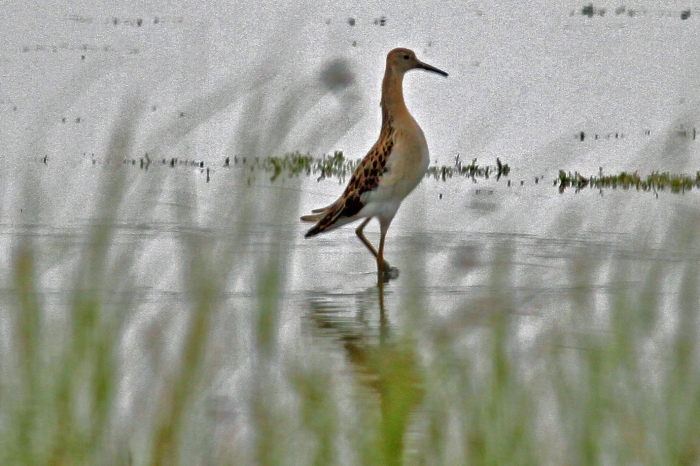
[11,245,42,465]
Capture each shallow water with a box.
[3,1,700,463]
[3,158,699,463]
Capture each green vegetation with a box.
[557,169,700,194]
[101,153,700,197]
[6,148,700,465]
[7,97,699,465]
[581,3,603,18]
[577,3,691,19]
[426,156,509,182]
[107,151,510,185]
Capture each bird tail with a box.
[310,203,334,214]
[300,212,325,223]
[300,202,335,224]
[301,202,350,237]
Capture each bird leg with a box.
[355,218,392,271]
[355,218,399,283]
[377,226,387,284]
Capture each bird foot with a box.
[378,262,400,283]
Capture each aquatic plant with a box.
[97,150,510,185]
[557,168,700,194]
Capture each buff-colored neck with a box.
[380,66,408,124]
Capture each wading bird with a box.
[301,48,447,283]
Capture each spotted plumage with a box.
[301,48,447,283]
[304,115,395,236]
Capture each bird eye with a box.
[403,54,410,60]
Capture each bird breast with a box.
[378,118,429,200]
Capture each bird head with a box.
[386,48,448,77]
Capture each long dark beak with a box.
[417,60,448,77]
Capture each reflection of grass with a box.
[557,169,700,194]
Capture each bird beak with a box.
[417,60,448,77]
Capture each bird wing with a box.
[303,129,394,237]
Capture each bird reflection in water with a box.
[305,285,424,464]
